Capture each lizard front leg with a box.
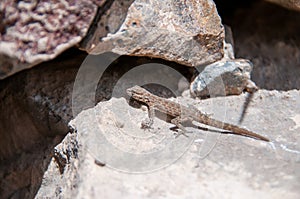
[141,105,155,129]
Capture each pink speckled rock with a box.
[0,0,104,79]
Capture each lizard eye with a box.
[144,97,151,103]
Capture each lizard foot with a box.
[141,118,154,130]
[174,130,193,138]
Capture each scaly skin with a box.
[127,85,269,142]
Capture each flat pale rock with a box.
[37,89,300,198]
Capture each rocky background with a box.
[0,0,299,198]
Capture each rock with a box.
[190,59,257,98]
[3,1,300,198]
[34,132,79,199]
[230,1,300,90]
[265,0,300,11]
[79,0,135,51]
[0,49,85,198]
[37,89,300,198]
[0,0,101,79]
[189,25,258,98]
[0,49,193,198]
[92,0,224,67]
[0,0,224,79]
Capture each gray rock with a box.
[37,89,300,198]
[92,0,224,67]
[190,59,257,98]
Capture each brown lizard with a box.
[126,85,269,142]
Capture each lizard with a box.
[126,85,269,142]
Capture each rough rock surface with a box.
[79,0,135,51]
[265,0,300,11]
[37,89,300,198]
[0,48,86,198]
[0,0,224,80]
[188,24,258,98]
[92,0,224,67]
[190,59,258,98]
[0,0,101,79]
[0,49,195,198]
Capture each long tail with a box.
[222,122,269,141]
[198,115,269,142]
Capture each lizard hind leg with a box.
[171,116,193,138]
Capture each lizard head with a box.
[126,85,152,103]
